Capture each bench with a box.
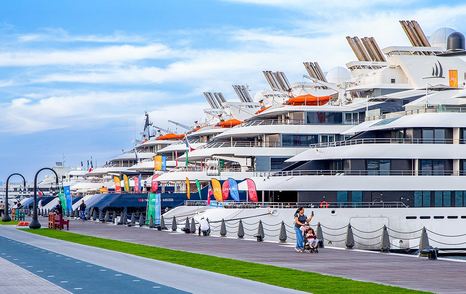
[48,212,69,230]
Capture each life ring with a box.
[319,200,329,208]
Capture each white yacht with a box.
[163,21,466,250]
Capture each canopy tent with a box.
[91,193,148,210]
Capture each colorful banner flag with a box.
[154,155,162,171]
[151,174,159,193]
[138,174,142,192]
[222,180,230,201]
[123,174,130,192]
[63,186,72,214]
[162,155,167,171]
[175,150,178,167]
[246,178,258,202]
[133,176,140,193]
[207,183,212,205]
[195,179,202,199]
[185,177,191,200]
[228,178,240,201]
[211,178,223,202]
[146,193,161,225]
[58,187,66,214]
[99,186,108,193]
[113,176,121,193]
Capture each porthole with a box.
[447,216,458,219]
[406,216,417,219]
[420,216,431,219]
[433,216,444,219]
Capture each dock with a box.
[64,219,466,293]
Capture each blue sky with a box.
[1,0,466,180]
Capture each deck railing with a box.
[184,200,408,208]
[309,138,466,149]
[254,169,464,177]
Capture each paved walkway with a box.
[0,255,69,293]
[0,226,302,294]
[62,220,466,293]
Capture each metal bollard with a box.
[419,227,430,252]
[160,215,167,230]
[220,219,227,237]
[149,216,155,228]
[345,223,354,249]
[381,225,390,252]
[237,219,244,239]
[139,214,145,227]
[316,222,324,248]
[184,217,190,233]
[104,210,110,223]
[92,209,98,221]
[190,217,196,234]
[171,216,177,231]
[129,213,136,227]
[279,221,287,243]
[98,210,104,222]
[256,220,264,242]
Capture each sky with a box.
[1,0,466,180]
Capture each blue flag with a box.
[228,178,240,201]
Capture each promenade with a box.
[65,219,466,293]
[0,225,303,294]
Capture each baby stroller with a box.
[302,225,319,253]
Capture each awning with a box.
[91,193,148,210]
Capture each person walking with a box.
[79,200,86,221]
[294,207,313,252]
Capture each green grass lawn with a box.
[26,229,428,294]
[0,220,19,225]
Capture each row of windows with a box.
[414,191,466,207]
[306,112,365,125]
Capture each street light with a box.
[1,173,26,222]
[29,168,59,229]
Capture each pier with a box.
[17,219,466,293]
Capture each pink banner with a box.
[246,179,258,202]
[133,176,140,193]
[207,183,213,206]
[222,180,230,201]
[151,175,159,193]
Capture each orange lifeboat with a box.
[156,133,186,140]
[286,94,332,106]
[255,106,271,114]
[217,119,242,128]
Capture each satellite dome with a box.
[325,66,351,84]
[429,27,456,49]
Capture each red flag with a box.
[151,175,159,193]
[246,179,258,202]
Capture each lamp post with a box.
[2,173,26,222]
[29,168,59,229]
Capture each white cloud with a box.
[0,44,172,67]
[0,90,178,133]
[17,28,147,43]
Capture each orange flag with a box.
[211,178,223,202]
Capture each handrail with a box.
[254,169,464,177]
[310,138,465,149]
[366,105,466,121]
[201,141,292,149]
[184,200,408,208]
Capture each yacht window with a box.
[434,191,450,207]
[415,191,430,207]
[307,112,342,124]
[351,191,363,207]
[337,191,348,207]
[420,159,451,176]
[270,158,288,170]
[455,191,466,207]
[367,159,390,175]
[282,134,318,147]
[423,191,431,207]
[422,129,434,143]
